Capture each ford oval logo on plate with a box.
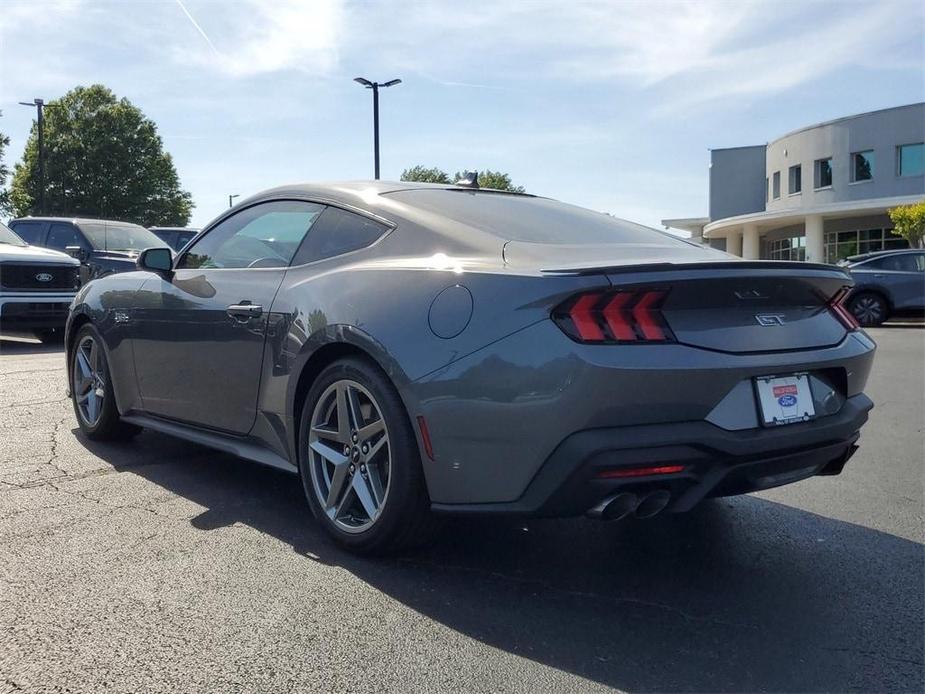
[777,394,797,407]
[35,273,54,282]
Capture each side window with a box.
[179,200,324,269]
[47,223,87,251]
[866,255,918,272]
[292,207,389,265]
[915,254,925,272]
[177,232,196,250]
[10,222,45,245]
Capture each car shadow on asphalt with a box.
[75,429,924,693]
[0,335,66,355]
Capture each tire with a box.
[849,292,889,327]
[298,357,436,554]
[70,324,141,440]
[35,328,64,343]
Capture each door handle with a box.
[227,303,263,321]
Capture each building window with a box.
[824,228,908,263]
[772,171,780,199]
[814,158,833,188]
[788,165,802,194]
[897,143,924,177]
[851,150,874,182]
[768,236,805,261]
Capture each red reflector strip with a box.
[631,291,667,341]
[595,464,686,479]
[569,293,605,341]
[416,415,435,461]
[602,292,637,341]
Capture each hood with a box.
[0,243,81,266]
[502,241,731,274]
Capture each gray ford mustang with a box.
[65,181,876,553]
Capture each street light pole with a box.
[229,194,239,208]
[19,98,46,214]
[354,77,402,180]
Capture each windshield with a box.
[80,222,167,252]
[0,222,27,247]
[386,189,694,247]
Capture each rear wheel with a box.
[70,325,141,440]
[298,357,435,554]
[849,292,888,327]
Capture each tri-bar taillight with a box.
[828,287,860,330]
[553,289,675,343]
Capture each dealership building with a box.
[663,103,924,263]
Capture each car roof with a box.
[241,180,534,210]
[11,216,145,228]
[845,248,920,264]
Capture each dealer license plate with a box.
[754,374,815,426]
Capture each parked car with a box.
[65,181,875,553]
[149,226,200,252]
[0,221,81,342]
[839,249,925,326]
[8,217,170,282]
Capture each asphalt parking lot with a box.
[0,326,922,693]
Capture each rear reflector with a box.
[595,465,686,479]
[828,288,860,330]
[554,289,674,344]
[417,416,435,461]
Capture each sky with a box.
[0,0,923,230]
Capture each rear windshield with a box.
[386,189,691,246]
[80,222,166,252]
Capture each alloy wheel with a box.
[852,296,884,325]
[73,335,105,427]
[307,379,391,533]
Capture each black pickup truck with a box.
[8,217,170,283]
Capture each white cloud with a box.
[340,0,924,111]
[173,0,344,77]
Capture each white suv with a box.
[0,222,81,342]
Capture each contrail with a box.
[174,0,220,56]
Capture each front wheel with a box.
[70,324,141,440]
[849,292,888,327]
[299,357,436,554]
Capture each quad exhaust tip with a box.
[588,490,672,521]
[634,490,671,519]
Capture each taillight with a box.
[553,289,675,343]
[828,287,860,331]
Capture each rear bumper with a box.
[431,393,872,517]
[0,293,75,329]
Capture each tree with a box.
[10,84,193,226]
[0,129,10,215]
[888,201,925,249]
[452,169,525,193]
[401,164,525,192]
[400,165,451,184]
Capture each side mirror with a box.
[65,245,88,262]
[137,247,173,274]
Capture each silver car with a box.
[64,181,876,553]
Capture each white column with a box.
[726,230,742,257]
[805,215,824,263]
[742,223,760,259]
